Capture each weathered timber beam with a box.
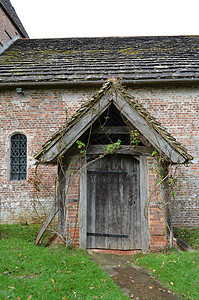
[93,126,130,134]
[113,93,186,163]
[40,96,111,162]
[86,145,153,156]
[35,201,58,245]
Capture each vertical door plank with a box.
[87,154,143,250]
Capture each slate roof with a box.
[35,79,193,163]
[0,0,29,38]
[0,36,199,85]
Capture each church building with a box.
[0,0,198,251]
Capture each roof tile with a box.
[1,36,199,84]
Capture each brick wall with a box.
[146,157,169,250]
[128,86,199,228]
[65,156,81,247]
[0,6,21,47]
[1,84,198,247]
[0,87,95,224]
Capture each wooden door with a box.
[87,154,141,250]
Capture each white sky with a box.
[11,0,199,39]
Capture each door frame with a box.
[79,154,149,251]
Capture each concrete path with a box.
[89,251,179,299]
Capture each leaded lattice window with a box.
[10,134,27,180]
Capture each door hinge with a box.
[87,232,129,238]
[88,170,128,175]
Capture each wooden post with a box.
[79,156,87,249]
[140,156,149,251]
[160,162,170,245]
[57,158,70,241]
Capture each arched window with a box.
[10,134,27,180]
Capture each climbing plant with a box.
[28,79,190,249]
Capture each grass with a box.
[173,228,199,249]
[133,230,199,300]
[0,225,128,300]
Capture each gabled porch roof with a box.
[34,79,193,164]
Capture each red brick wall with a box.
[0,87,95,224]
[147,157,168,250]
[0,7,21,47]
[65,157,81,247]
[1,85,198,248]
[129,86,199,228]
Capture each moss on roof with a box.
[1,36,199,84]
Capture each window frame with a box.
[9,133,27,181]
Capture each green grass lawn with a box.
[174,228,199,249]
[134,228,199,300]
[0,225,127,300]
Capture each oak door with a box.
[87,154,141,250]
